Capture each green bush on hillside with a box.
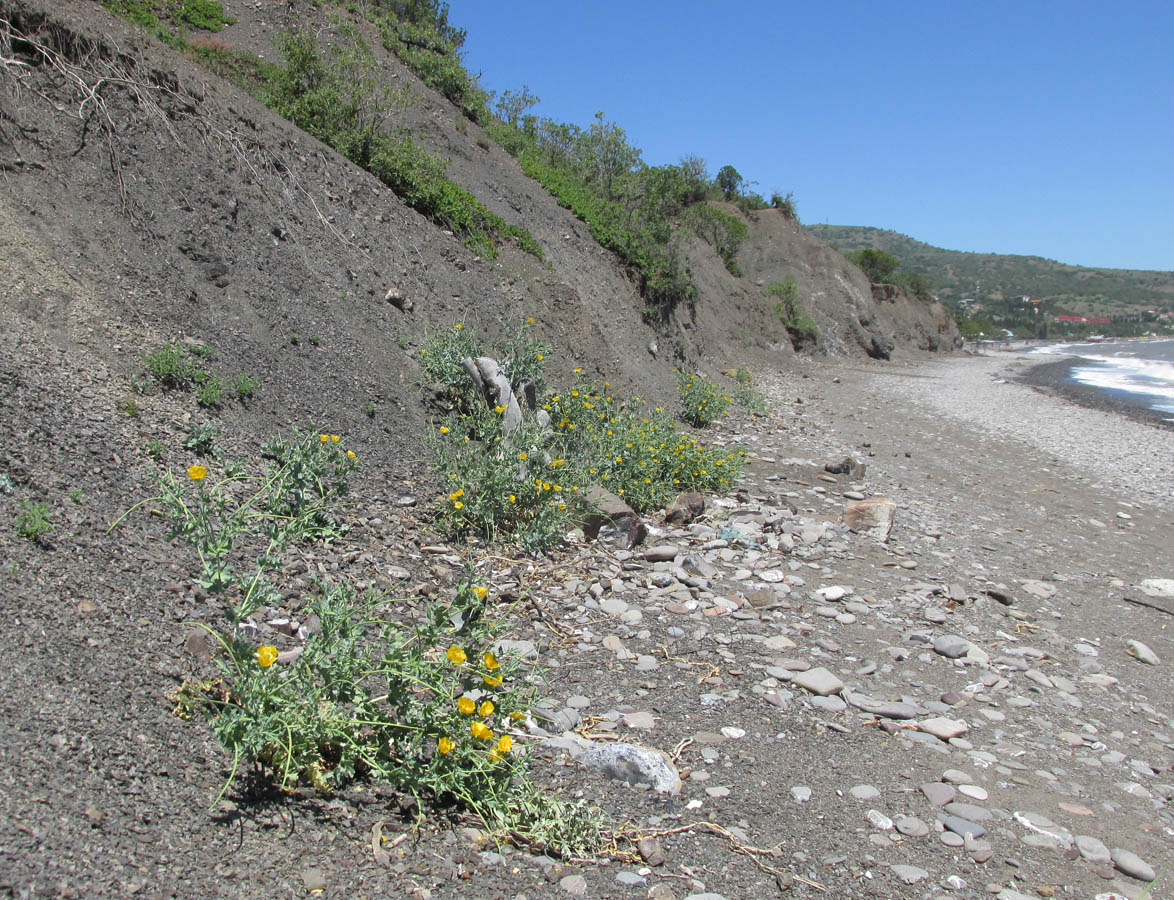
[766,279,819,349]
[262,28,540,260]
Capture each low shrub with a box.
[766,279,820,350]
[421,323,744,549]
[15,501,53,542]
[675,370,730,428]
[731,367,768,415]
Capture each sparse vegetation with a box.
[182,423,219,456]
[262,27,540,261]
[15,500,53,543]
[675,370,731,428]
[731,367,768,415]
[231,373,262,402]
[142,344,261,409]
[766,279,819,349]
[133,430,608,854]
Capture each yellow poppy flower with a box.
[330,435,340,443]
[256,645,278,668]
[483,652,500,670]
[457,696,476,715]
[446,645,467,665]
[346,450,357,459]
[320,434,329,442]
[453,501,463,509]
[479,700,494,717]
[439,426,450,434]
[471,721,493,741]
[494,404,506,414]
[187,464,208,481]
[495,735,512,754]
[437,736,454,755]
[483,673,504,688]
[472,586,488,600]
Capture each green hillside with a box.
[807,225,1174,317]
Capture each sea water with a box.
[1032,338,1174,418]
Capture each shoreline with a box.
[1014,355,1174,432]
[796,351,1174,510]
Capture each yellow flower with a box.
[453,501,463,509]
[472,585,488,600]
[319,434,329,442]
[257,645,278,668]
[536,353,544,361]
[449,488,464,500]
[187,464,208,481]
[483,673,503,687]
[494,404,506,414]
[455,323,463,329]
[447,645,467,665]
[479,700,495,717]
[471,721,493,741]
[518,452,528,460]
[439,426,450,434]
[573,367,582,374]
[508,494,516,503]
[484,652,500,670]
[495,735,513,754]
[457,696,476,715]
[437,736,454,755]
[346,450,357,459]
[509,711,525,721]
[330,435,341,443]
[527,316,535,324]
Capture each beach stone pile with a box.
[436,363,1172,899]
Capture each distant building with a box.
[1055,315,1112,325]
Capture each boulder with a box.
[664,491,705,525]
[844,496,896,541]
[579,485,647,549]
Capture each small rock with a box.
[301,868,326,893]
[1125,640,1160,665]
[644,544,680,563]
[843,497,896,542]
[790,666,844,696]
[559,873,588,896]
[890,864,929,884]
[1075,835,1111,865]
[933,635,970,659]
[920,782,957,806]
[850,784,881,800]
[638,837,665,866]
[1110,848,1155,882]
[918,717,969,740]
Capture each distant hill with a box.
[806,225,1174,316]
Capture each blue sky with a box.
[454,1,1173,271]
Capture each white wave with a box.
[1070,357,1174,402]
